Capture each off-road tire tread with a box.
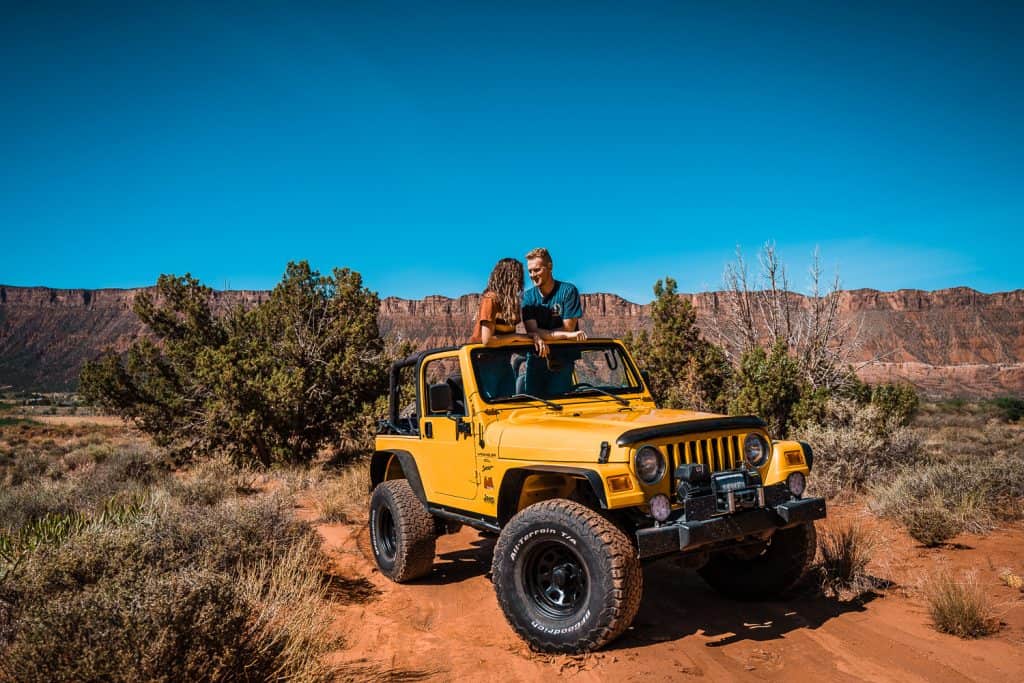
[371,480,437,582]
[492,499,643,653]
[698,521,817,600]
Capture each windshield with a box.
[470,343,643,403]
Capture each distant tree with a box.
[625,277,731,412]
[80,262,388,465]
[711,243,863,393]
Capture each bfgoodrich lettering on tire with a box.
[369,480,437,582]
[491,499,642,653]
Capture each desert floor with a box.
[304,503,1024,682]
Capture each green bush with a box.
[80,262,390,466]
[625,277,731,412]
[729,342,802,438]
[987,397,1024,422]
[870,382,919,427]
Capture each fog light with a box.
[787,472,806,497]
[649,494,671,522]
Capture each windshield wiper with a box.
[566,383,629,406]
[508,393,564,411]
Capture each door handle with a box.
[424,421,433,439]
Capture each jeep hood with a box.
[488,405,765,463]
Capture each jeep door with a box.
[419,354,479,500]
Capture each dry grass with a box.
[238,535,342,682]
[923,569,1000,638]
[815,521,880,598]
[870,456,1024,545]
[314,462,370,523]
[0,420,359,681]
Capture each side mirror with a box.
[641,369,652,388]
[428,382,453,414]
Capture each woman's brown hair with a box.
[485,258,524,325]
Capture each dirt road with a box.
[313,505,1024,682]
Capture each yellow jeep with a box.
[369,338,825,653]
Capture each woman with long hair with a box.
[470,258,545,399]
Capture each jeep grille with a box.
[668,434,745,473]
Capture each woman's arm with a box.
[480,323,548,356]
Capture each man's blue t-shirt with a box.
[522,280,583,331]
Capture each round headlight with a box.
[635,446,666,484]
[743,434,769,467]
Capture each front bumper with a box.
[635,497,827,560]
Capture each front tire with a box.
[491,499,642,653]
[369,480,436,582]
[698,521,817,600]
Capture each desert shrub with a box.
[1,490,335,682]
[0,484,79,536]
[0,453,49,488]
[729,341,802,437]
[923,570,1000,638]
[901,501,965,546]
[625,277,731,412]
[870,382,919,427]
[80,262,391,466]
[815,521,879,598]
[870,457,1024,544]
[1,569,254,682]
[237,535,340,682]
[793,398,921,498]
[986,397,1024,422]
[315,462,370,523]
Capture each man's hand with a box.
[531,334,549,358]
[572,330,588,341]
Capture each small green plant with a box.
[924,569,1000,638]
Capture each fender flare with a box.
[797,441,814,472]
[497,465,608,526]
[369,449,427,504]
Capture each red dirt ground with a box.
[305,503,1024,682]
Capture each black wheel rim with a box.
[522,540,589,619]
[375,504,397,562]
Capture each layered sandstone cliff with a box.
[1,284,1022,397]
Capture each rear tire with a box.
[698,521,817,600]
[369,480,436,582]
[491,499,642,653]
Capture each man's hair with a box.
[485,258,524,324]
[525,247,552,266]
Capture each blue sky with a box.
[2,1,1021,303]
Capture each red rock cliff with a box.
[1,285,1022,397]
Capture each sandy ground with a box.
[303,503,1024,682]
[28,415,128,427]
